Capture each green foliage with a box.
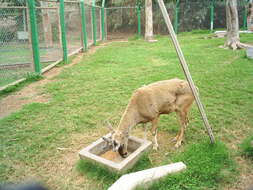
[145,141,236,190]
[25,72,43,81]
[2,0,26,6]
[128,34,143,41]
[240,135,253,159]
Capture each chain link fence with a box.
[0,1,104,90]
[106,1,249,37]
[96,7,102,41]
[0,0,250,90]
[85,4,94,46]
[0,6,33,87]
[214,1,247,29]
[36,1,62,68]
[65,1,82,55]
[106,7,139,39]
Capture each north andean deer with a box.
[103,78,197,158]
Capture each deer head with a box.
[102,121,128,158]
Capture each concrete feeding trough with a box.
[79,133,152,173]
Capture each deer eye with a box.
[113,141,118,147]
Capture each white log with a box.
[108,162,186,190]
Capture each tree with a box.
[145,0,154,41]
[225,0,246,50]
[248,1,253,31]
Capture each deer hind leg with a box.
[174,95,194,148]
[151,116,159,150]
[175,111,188,148]
[171,112,189,143]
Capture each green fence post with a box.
[101,0,106,40]
[210,0,214,31]
[27,0,41,74]
[59,0,68,62]
[101,8,105,40]
[92,0,97,45]
[174,0,179,34]
[80,0,88,50]
[137,5,141,36]
[243,0,248,30]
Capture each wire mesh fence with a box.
[152,3,175,34]
[0,1,104,89]
[178,1,211,32]
[106,7,138,40]
[65,1,82,55]
[0,6,33,87]
[0,0,251,90]
[214,1,247,29]
[106,1,249,38]
[84,4,93,46]
[96,7,102,41]
[36,2,62,68]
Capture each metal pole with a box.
[59,0,68,62]
[27,0,41,74]
[80,0,88,50]
[101,0,106,40]
[23,8,27,31]
[101,7,105,40]
[243,0,248,30]
[92,0,97,45]
[210,0,214,31]
[174,0,179,34]
[157,0,215,144]
[137,5,141,36]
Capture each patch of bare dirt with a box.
[224,157,253,190]
[129,126,178,165]
[37,128,110,190]
[221,125,253,190]
[34,126,178,190]
[0,41,127,119]
[0,53,82,119]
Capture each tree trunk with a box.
[225,0,244,50]
[145,0,153,41]
[247,2,253,31]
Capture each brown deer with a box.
[103,78,196,158]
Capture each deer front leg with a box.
[171,113,189,143]
[151,117,159,150]
[143,123,147,141]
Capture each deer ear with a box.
[106,121,115,134]
[102,136,112,143]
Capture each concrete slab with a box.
[246,47,253,59]
[108,162,187,190]
[79,133,152,173]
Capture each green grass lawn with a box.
[0,32,252,190]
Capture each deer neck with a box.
[116,105,139,136]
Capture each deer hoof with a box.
[174,141,182,148]
[152,144,159,150]
[171,136,178,143]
